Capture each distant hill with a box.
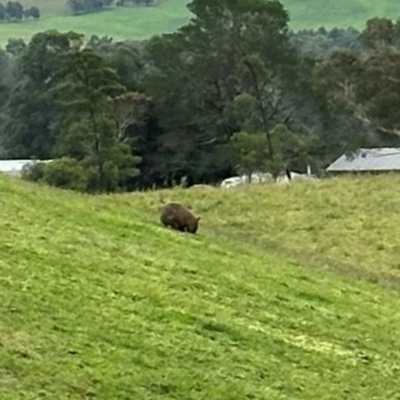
[0,0,191,45]
[0,0,400,47]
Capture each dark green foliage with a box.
[359,18,400,48]
[24,6,40,19]
[1,31,83,159]
[289,26,361,59]
[0,1,41,22]
[5,1,23,20]
[1,30,141,193]
[1,7,400,192]
[230,131,269,179]
[312,26,400,148]
[22,158,89,191]
[142,0,301,182]
[49,44,142,193]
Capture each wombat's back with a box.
[160,202,200,233]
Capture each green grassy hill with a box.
[284,0,400,30]
[0,0,191,45]
[1,174,400,399]
[1,0,400,46]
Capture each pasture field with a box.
[283,0,400,30]
[1,174,400,399]
[1,0,400,46]
[0,0,191,45]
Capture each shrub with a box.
[22,157,88,192]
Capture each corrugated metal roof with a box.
[0,159,52,173]
[326,148,400,172]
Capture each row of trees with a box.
[67,0,113,15]
[117,0,156,5]
[0,1,40,21]
[0,0,399,193]
[67,0,158,15]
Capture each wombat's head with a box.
[187,216,201,234]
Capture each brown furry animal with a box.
[160,202,201,234]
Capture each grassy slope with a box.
[1,175,400,399]
[0,0,191,45]
[1,0,400,45]
[283,0,400,30]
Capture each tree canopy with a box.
[0,1,398,192]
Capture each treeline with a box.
[117,0,157,6]
[67,0,113,15]
[0,1,40,21]
[67,0,159,15]
[0,0,399,193]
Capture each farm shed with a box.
[326,148,400,174]
[0,159,52,177]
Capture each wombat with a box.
[160,202,201,234]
